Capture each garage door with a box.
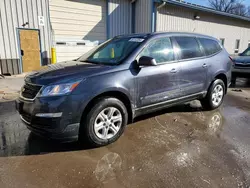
[49,0,107,62]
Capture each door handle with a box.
[202,63,207,68]
[170,68,177,73]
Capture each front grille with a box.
[235,63,250,68]
[21,82,42,99]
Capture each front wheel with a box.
[80,97,128,147]
[201,79,225,110]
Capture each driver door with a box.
[135,37,181,108]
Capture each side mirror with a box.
[238,53,242,56]
[138,56,157,67]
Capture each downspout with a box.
[131,0,136,33]
[151,0,156,32]
[48,0,56,64]
[106,0,110,39]
[153,1,166,32]
[157,2,166,9]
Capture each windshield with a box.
[77,37,145,65]
[240,47,250,56]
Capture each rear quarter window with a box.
[198,38,222,56]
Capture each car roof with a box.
[116,32,218,41]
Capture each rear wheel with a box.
[201,79,225,110]
[80,97,128,147]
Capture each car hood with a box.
[25,61,118,85]
[233,56,250,63]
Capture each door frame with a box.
[16,28,42,73]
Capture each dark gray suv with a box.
[16,32,232,146]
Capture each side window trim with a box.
[170,37,181,62]
[171,37,182,61]
[135,36,178,65]
[195,37,206,57]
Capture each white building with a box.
[1,0,250,75]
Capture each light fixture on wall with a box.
[194,15,200,20]
[22,22,29,27]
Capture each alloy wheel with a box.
[211,85,224,106]
[94,107,122,140]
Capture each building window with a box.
[235,39,240,53]
[220,38,225,46]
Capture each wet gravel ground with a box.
[0,79,250,188]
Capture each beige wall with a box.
[50,0,134,63]
[49,0,107,62]
[157,4,250,54]
[50,0,107,41]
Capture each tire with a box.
[231,75,236,85]
[201,79,225,110]
[80,97,128,147]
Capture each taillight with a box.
[229,56,234,63]
[229,56,235,67]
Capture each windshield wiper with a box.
[79,60,98,64]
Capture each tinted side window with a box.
[199,38,222,56]
[175,37,203,60]
[139,37,174,64]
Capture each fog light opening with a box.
[35,112,62,118]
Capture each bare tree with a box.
[208,0,237,12]
[232,2,247,16]
[208,0,249,16]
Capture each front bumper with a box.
[24,120,79,142]
[16,95,84,142]
[232,67,250,78]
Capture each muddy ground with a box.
[0,78,250,188]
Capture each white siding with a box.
[109,0,132,38]
[50,0,107,41]
[0,0,52,75]
[135,0,152,33]
[56,45,94,62]
[50,0,106,62]
[156,4,250,54]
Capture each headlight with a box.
[40,81,80,97]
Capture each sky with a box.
[184,0,250,7]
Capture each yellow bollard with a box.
[111,48,115,58]
[51,47,57,64]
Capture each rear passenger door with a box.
[174,36,208,96]
[198,37,224,84]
